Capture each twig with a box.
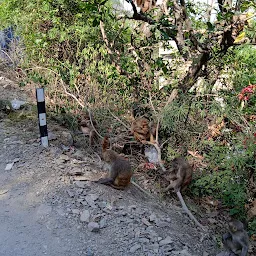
[25,66,85,108]
[160,137,170,148]
[88,108,103,139]
[164,89,178,108]
[149,92,157,115]
[131,180,154,198]
[107,108,130,130]
[0,50,14,64]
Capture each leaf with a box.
[92,18,100,27]
[99,0,109,5]
[234,32,246,43]
[206,22,214,32]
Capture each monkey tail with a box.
[102,136,110,152]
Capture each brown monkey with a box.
[134,0,157,13]
[78,112,98,146]
[163,157,206,230]
[131,117,156,143]
[163,157,192,193]
[222,220,249,256]
[96,137,133,190]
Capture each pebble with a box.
[80,210,90,222]
[88,222,100,232]
[5,162,14,171]
[130,244,141,253]
[159,236,173,246]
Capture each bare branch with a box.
[88,109,103,139]
[107,109,130,130]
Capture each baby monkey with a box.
[96,137,133,190]
[222,220,249,256]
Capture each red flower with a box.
[238,84,256,101]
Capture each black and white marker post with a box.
[36,88,48,147]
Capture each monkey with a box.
[78,111,98,146]
[163,157,206,231]
[222,220,249,256]
[95,137,133,190]
[131,117,156,143]
[134,0,157,13]
[163,157,192,193]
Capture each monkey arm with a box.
[240,245,248,256]
[222,232,232,242]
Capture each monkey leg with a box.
[163,180,176,192]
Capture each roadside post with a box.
[36,88,48,147]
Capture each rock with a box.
[48,132,57,141]
[5,162,14,171]
[85,195,97,208]
[156,221,168,228]
[142,218,151,226]
[59,154,70,162]
[11,99,26,110]
[67,190,75,198]
[114,210,127,217]
[147,243,159,253]
[97,201,107,209]
[72,209,80,214]
[149,213,157,222]
[89,194,99,201]
[130,244,141,253]
[80,210,90,222]
[76,189,83,195]
[13,158,20,163]
[128,205,137,211]
[88,222,100,232]
[74,181,87,188]
[86,247,94,256]
[99,218,107,228]
[159,236,173,246]
[61,131,73,146]
[0,189,8,195]
[91,214,102,222]
[139,238,150,244]
[172,248,193,256]
[216,252,236,256]
[56,208,65,216]
[72,150,85,160]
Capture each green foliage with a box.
[191,134,255,219]
[248,218,256,236]
[191,168,247,217]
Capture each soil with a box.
[0,73,221,256]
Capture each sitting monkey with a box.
[163,156,192,193]
[222,220,249,256]
[96,137,133,190]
